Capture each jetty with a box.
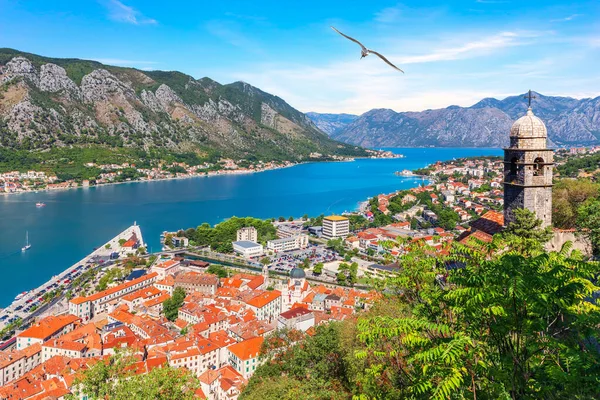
[0,224,144,330]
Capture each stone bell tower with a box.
[503,90,553,228]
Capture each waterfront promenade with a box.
[0,224,144,330]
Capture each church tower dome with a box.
[503,90,554,228]
[510,107,547,138]
[509,106,547,149]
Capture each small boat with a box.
[35,202,46,207]
[14,291,28,301]
[21,231,31,252]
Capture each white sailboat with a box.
[21,231,31,252]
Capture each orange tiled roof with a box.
[246,290,281,309]
[18,314,79,340]
[227,336,263,361]
[470,210,504,235]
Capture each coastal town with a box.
[0,122,597,398]
[0,149,399,195]
[0,139,598,398]
[0,222,381,399]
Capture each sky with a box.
[0,0,599,114]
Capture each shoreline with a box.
[0,225,143,323]
[0,155,404,198]
[0,162,301,198]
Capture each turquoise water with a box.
[0,147,501,306]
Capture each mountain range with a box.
[0,49,365,161]
[308,93,600,148]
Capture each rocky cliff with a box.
[305,112,358,136]
[308,92,600,148]
[0,49,365,160]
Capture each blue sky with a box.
[0,0,598,114]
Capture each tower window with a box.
[533,157,544,176]
[509,157,518,180]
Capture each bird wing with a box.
[330,26,368,52]
[368,50,404,73]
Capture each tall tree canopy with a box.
[244,221,600,399]
[68,350,200,400]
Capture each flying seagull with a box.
[331,26,404,73]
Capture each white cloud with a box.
[396,32,532,64]
[226,30,558,114]
[102,0,157,25]
[551,14,582,22]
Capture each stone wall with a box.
[545,230,592,257]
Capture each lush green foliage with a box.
[552,179,600,228]
[67,350,200,400]
[503,208,554,254]
[95,267,126,292]
[184,217,276,253]
[0,145,219,179]
[577,198,600,255]
[206,264,229,278]
[244,213,600,399]
[241,324,354,400]
[557,152,600,178]
[163,287,186,321]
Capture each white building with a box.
[68,272,158,321]
[266,234,308,253]
[236,227,258,242]
[322,216,350,240]
[277,307,315,332]
[232,241,264,258]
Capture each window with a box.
[509,157,518,179]
[533,157,544,176]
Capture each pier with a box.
[0,224,144,331]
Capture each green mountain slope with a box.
[0,48,366,162]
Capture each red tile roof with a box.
[227,336,263,361]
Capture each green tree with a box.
[503,208,553,254]
[278,216,285,222]
[355,235,600,399]
[163,287,186,321]
[336,272,347,285]
[553,179,600,228]
[241,324,353,400]
[260,257,272,266]
[327,238,345,254]
[206,264,228,278]
[410,217,418,230]
[577,198,600,255]
[300,257,311,269]
[313,262,324,275]
[118,238,127,246]
[288,216,294,222]
[436,208,460,230]
[68,350,200,400]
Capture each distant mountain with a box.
[307,92,600,148]
[0,48,366,161]
[305,112,358,136]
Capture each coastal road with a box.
[0,225,144,330]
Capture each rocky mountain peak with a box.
[2,56,39,86]
[0,49,365,160]
[308,93,600,148]
[39,63,80,98]
[80,69,135,103]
